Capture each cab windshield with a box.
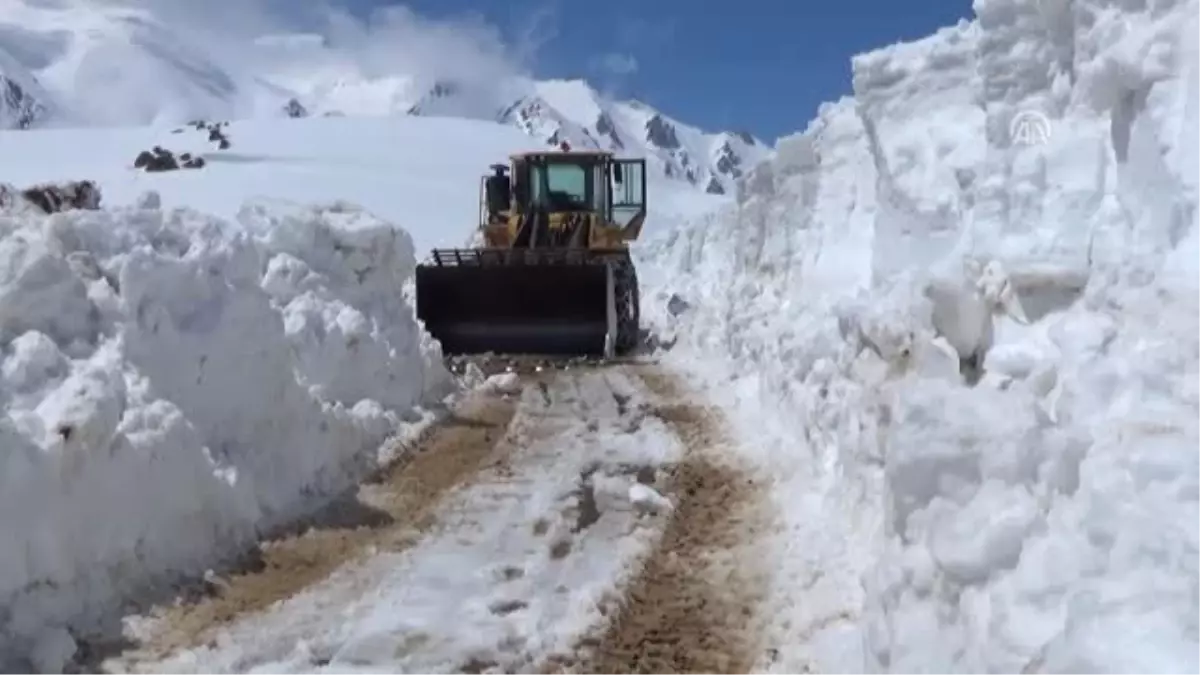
[529,160,603,212]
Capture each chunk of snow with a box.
[134,190,161,210]
[628,482,672,516]
[0,191,447,665]
[482,372,521,395]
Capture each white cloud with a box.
[1,0,551,124]
[592,52,639,76]
[86,0,533,92]
[615,16,676,47]
[508,1,560,71]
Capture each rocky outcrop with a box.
[173,119,233,149]
[283,98,308,118]
[406,80,462,116]
[134,121,228,172]
[0,180,101,214]
[644,114,681,149]
[133,146,206,172]
[594,112,625,149]
[712,141,745,179]
[0,73,48,130]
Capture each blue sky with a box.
[340,0,972,142]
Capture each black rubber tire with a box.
[612,256,640,355]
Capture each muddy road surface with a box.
[100,360,773,674]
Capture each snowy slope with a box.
[0,115,544,254]
[0,0,293,127]
[0,115,719,254]
[0,0,772,195]
[637,0,1199,671]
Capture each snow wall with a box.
[0,190,450,669]
[638,0,1199,671]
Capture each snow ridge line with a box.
[549,367,771,673]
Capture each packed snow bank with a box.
[0,187,449,670]
[638,0,1199,671]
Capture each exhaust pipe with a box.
[603,261,616,360]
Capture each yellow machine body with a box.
[415,147,648,357]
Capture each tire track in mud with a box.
[107,387,522,667]
[548,367,771,674]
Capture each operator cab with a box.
[482,146,646,227]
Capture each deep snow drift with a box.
[639,0,1199,671]
[0,187,452,670]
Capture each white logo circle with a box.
[1009,110,1052,146]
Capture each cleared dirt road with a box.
[545,366,771,674]
[102,362,772,674]
[103,386,522,669]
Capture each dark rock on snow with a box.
[283,98,308,118]
[667,294,691,316]
[0,180,101,214]
[132,146,205,172]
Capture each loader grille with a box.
[425,247,623,268]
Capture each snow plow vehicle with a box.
[414,145,647,358]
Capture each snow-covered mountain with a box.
[0,0,294,127]
[0,73,47,130]
[492,79,770,195]
[0,0,771,195]
[0,47,50,129]
[402,77,771,195]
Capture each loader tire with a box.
[613,256,640,355]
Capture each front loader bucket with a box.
[415,250,616,357]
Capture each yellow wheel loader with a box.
[414,145,647,358]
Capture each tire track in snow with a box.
[548,367,771,674]
[105,386,521,668]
